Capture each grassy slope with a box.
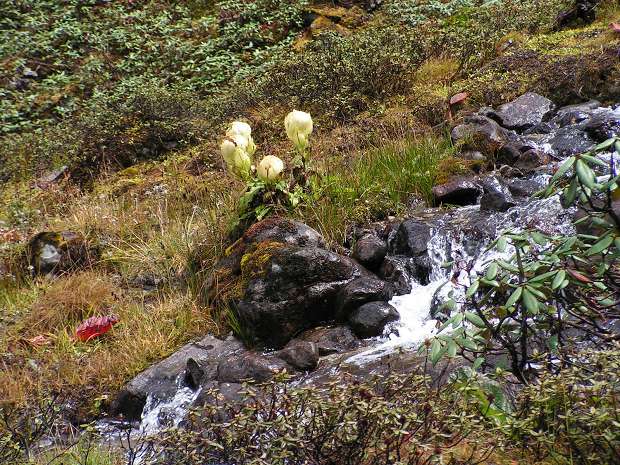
[0,1,619,461]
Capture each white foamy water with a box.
[348,195,574,365]
[139,375,201,435]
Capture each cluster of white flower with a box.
[220,110,313,184]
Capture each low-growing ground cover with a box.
[1,0,619,464]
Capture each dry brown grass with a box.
[22,271,116,336]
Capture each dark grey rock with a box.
[348,302,399,338]
[235,245,365,348]
[389,220,431,256]
[480,177,516,212]
[584,113,620,143]
[276,340,320,371]
[432,178,482,206]
[352,234,387,270]
[111,335,244,420]
[298,326,360,355]
[451,115,509,156]
[378,255,416,294]
[210,217,325,278]
[217,352,291,383]
[507,177,547,198]
[493,92,555,130]
[335,277,394,320]
[548,126,596,157]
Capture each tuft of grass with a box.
[23,271,116,336]
[301,135,453,243]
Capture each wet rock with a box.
[378,255,416,294]
[217,353,290,383]
[26,231,96,276]
[584,112,620,142]
[493,92,555,130]
[548,126,596,157]
[214,217,325,277]
[507,177,547,198]
[235,244,365,348]
[335,276,394,320]
[432,178,482,206]
[185,358,205,390]
[276,340,320,371]
[523,122,555,135]
[451,115,509,156]
[111,335,244,420]
[348,302,399,338]
[390,220,431,256]
[298,326,360,355]
[352,234,387,270]
[480,177,516,212]
[514,149,550,171]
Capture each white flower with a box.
[284,110,313,149]
[220,139,237,167]
[226,121,256,156]
[257,155,284,182]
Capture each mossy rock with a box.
[25,231,97,276]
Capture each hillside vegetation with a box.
[1,0,620,464]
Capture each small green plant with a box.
[220,110,314,231]
[426,136,620,381]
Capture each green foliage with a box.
[311,136,452,237]
[149,372,497,465]
[0,0,307,135]
[429,137,620,380]
[506,346,620,465]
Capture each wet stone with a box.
[352,234,388,271]
[348,301,399,338]
[276,340,320,371]
[493,92,555,130]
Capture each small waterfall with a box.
[139,375,201,435]
[348,194,575,364]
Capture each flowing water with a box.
[347,193,575,365]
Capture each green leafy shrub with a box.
[428,137,620,381]
[506,346,620,465]
[149,372,498,465]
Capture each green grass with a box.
[301,135,453,243]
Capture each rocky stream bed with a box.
[27,93,620,450]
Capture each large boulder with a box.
[348,301,399,338]
[432,178,482,206]
[26,231,96,276]
[351,234,387,270]
[234,243,366,348]
[492,92,555,131]
[206,218,326,303]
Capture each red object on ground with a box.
[75,315,119,342]
[450,92,469,106]
[611,23,620,33]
